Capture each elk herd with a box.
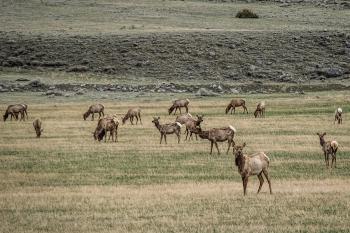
[2,98,345,195]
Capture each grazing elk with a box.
[3,104,28,121]
[33,118,43,138]
[254,101,265,118]
[334,108,342,124]
[93,116,119,142]
[83,104,104,121]
[184,115,204,141]
[233,142,272,195]
[152,117,182,144]
[197,125,236,155]
[168,99,190,115]
[225,99,248,114]
[316,132,339,168]
[122,108,142,125]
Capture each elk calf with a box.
[83,104,104,121]
[334,108,342,124]
[317,132,339,168]
[122,108,142,125]
[254,101,265,118]
[152,117,182,144]
[225,99,248,114]
[168,99,190,115]
[33,118,43,138]
[233,142,272,195]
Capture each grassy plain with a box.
[0,91,350,232]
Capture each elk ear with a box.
[323,132,326,136]
[242,142,246,148]
[158,116,160,120]
[316,132,320,136]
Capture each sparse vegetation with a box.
[236,9,259,18]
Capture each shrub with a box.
[236,9,259,19]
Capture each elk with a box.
[33,118,43,138]
[168,99,190,115]
[83,104,104,121]
[254,101,265,118]
[175,113,193,124]
[184,115,204,141]
[316,132,339,168]
[197,125,236,155]
[233,142,272,195]
[122,107,142,125]
[3,104,27,121]
[334,108,342,124]
[93,116,119,142]
[225,98,248,114]
[152,117,182,144]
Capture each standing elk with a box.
[152,117,182,144]
[225,98,248,114]
[33,118,43,138]
[254,101,265,118]
[3,104,28,121]
[83,104,104,121]
[197,125,236,155]
[184,115,204,141]
[334,108,342,124]
[168,99,190,115]
[233,142,272,195]
[93,115,119,142]
[122,108,142,125]
[316,132,339,168]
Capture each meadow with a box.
[0,91,349,233]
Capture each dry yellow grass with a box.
[0,91,349,232]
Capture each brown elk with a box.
[3,104,28,121]
[175,113,193,124]
[33,118,43,138]
[334,108,342,124]
[152,117,182,144]
[168,99,190,115]
[316,132,339,168]
[93,116,119,142]
[225,99,248,114]
[197,125,236,154]
[83,104,104,121]
[254,101,265,118]
[233,142,272,195]
[184,115,204,141]
[122,108,142,125]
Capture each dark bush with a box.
[236,9,259,19]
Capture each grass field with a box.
[1,91,350,232]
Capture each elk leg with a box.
[195,134,198,141]
[174,107,177,115]
[243,176,249,196]
[185,129,189,141]
[160,134,163,144]
[210,141,213,154]
[179,107,182,114]
[262,169,272,194]
[257,173,264,194]
[176,132,180,144]
[92,113,94,121]
[226,140,232,154]
[164,134,167,144]
[185,106,188,113]
[135,116,138,125]
[215,142,220,155]
[139,113,142,125]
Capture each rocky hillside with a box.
[0,31,349,84]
